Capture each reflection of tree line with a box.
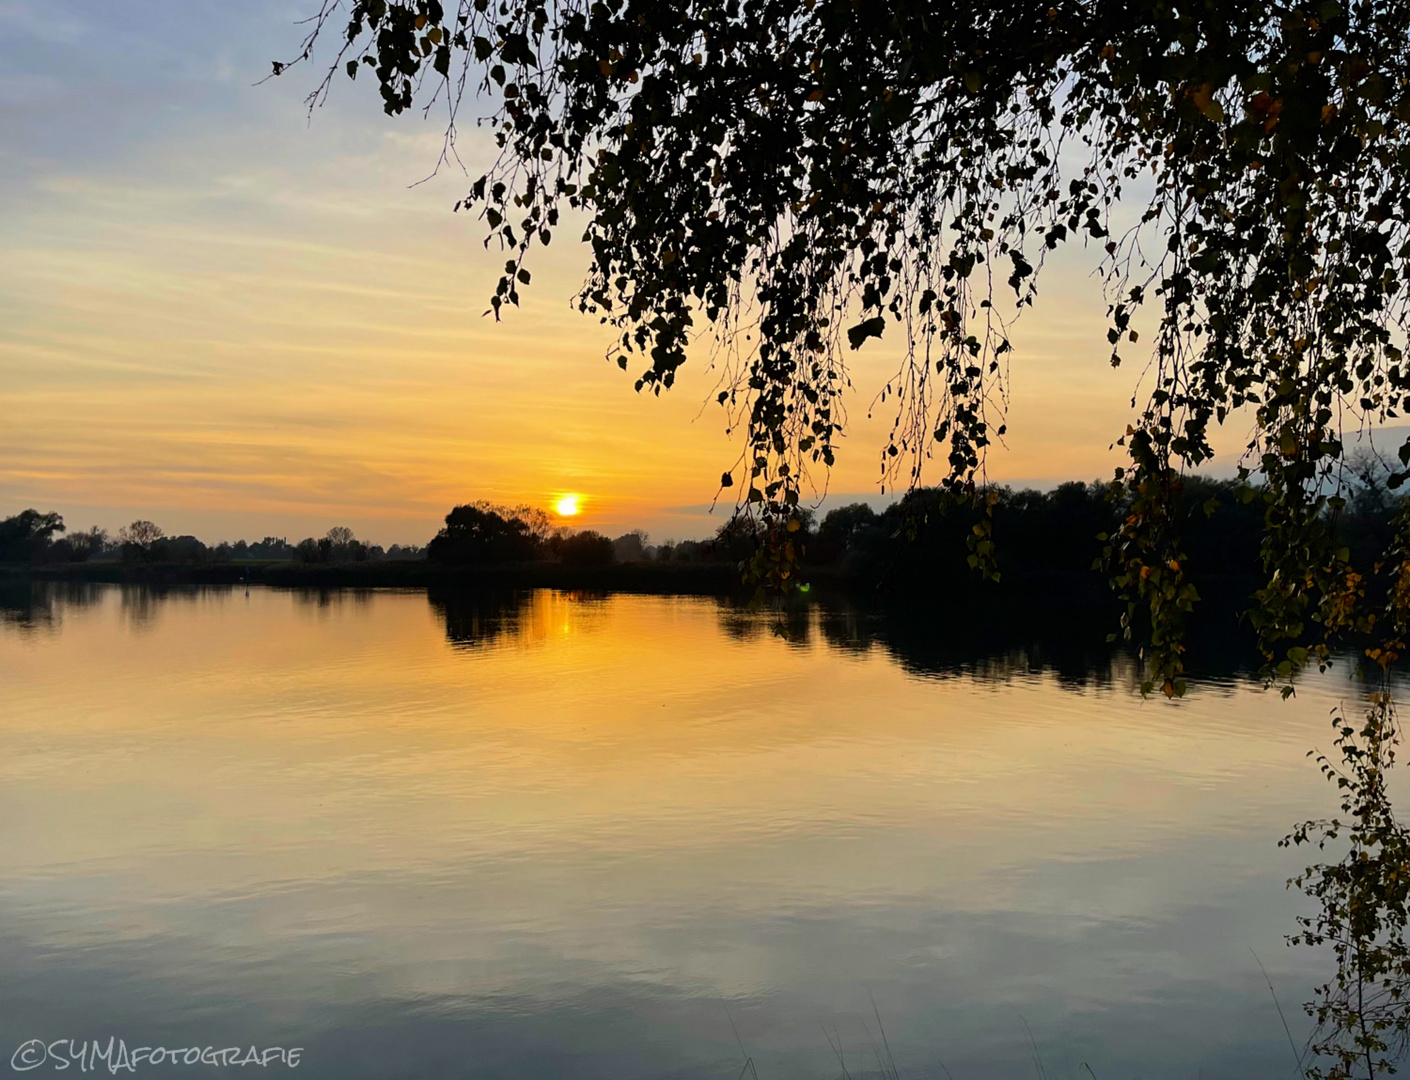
[426,585,1265,686]
[8,576,1393,1072]
[0,579,104,633]
[3,579,1268,687]
[0,581,388,635]
[428,588,611,651]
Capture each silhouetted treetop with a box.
[0,510,66,563]
[428,502,547,564]
[555,528,614,567]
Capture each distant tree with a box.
[321,525,369,563]
[666,539,705,564]
[295,537,322,563]
[0,510,66,563]
[117,520,165,562]
[64,526,109,563]
[249,536,295,561]
[611,530,648,562]
[817,504,880,563]
[557,529,614,568]
[427,503,544,565]
[1346,449,1400,520]
[118,520,163,548]
[151,535,211,565]
[506,505,556,545]
[713,513,812,576]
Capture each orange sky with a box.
[0,4,1244,546]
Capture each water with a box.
[0,582,1371,1078]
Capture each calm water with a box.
[0,583,1374,1077]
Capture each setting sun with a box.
[554,494,582,518]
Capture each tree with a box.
[611,529,649,562]
[323,525,369,562]
[817,503,880,563]
[0,509,66,563]
[65,527,108,562]
[249,536,295,560]
[117,520,165,562]
[118,520,163,549]
[152,535,211,565]
[427,502,544,564]
[281,3,1410,1066]
[557,528,614,567]
[295,537,323,563]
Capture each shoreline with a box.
[3,557,1249,613]
[4,560,1274,670]
[6,559,751,595]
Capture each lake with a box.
[0,582,1365,1078]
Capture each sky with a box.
[1,1,1253,546]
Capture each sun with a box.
[554,494,582,518]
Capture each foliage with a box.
[116,521,221,565]
[611,529,649,561]
[118,520,165,559]
[154,536,212,565]
[427,501,547,563]
[1286,697,1410,1079]
[294,527,374,563]
[0,509,67,563]
[221,537,300,561]
[815,503,881,563]
[209,535,421,561]
[814,481,1149,597]
[556,528,615,566]
[60,527,109,563]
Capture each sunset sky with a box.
[2,1,1246,546]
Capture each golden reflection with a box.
[0,586,1347,892]
[0,584,1350,1052]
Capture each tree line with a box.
[4,459,1402,591]
[0,513,424,566]
[424,460,1403,594]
